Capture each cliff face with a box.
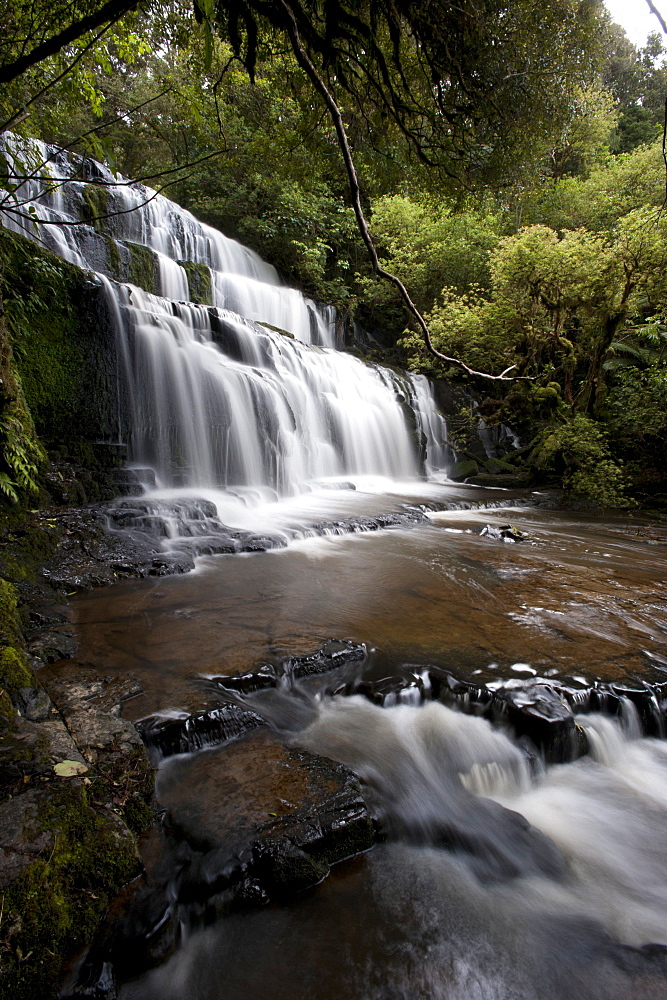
[0,226,130,505]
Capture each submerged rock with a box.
[76,729,375,990]
[157,728,374,883]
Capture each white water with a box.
[0,135,452,504]
[121,694,667,1000]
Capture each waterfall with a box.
[0,135,451,497]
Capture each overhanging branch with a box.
[276,0,529,382]
[0,0,141,85]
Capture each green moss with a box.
[0,784,141,1000]
[0,687,15,727]
[127,241,158,294]
[179,260,212,305]
[0,646,34,691]
[81,184,109,232]
[0,226,120,465]
[104,235,123,281]
[0,578,22,648]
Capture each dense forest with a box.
[1,0,666,510]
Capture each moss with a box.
[0,518,61,588]
[104,235,123,281]
[127,241,158,294]
[0,783,141,1000]
[0,226,121,465]
[0,686,15,728]
[179,260,212,305]
[81,184,109,232]
[0,646,34,691]
[0,578,23,648]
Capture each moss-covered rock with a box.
[0,578,22,648]
[127,241,158,294]
[81,184,109,231]
[0,226,123,480]
[449,459,479,481]
[180,260,212,305]
[0,646,34,691]
[0,783,140,1000]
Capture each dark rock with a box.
[27,629,78,662]
[213,639,367,697]
[253,838,330,894]
[0,789,53,888]
[449,459,479,481]
[157,728,374,898]
[136,704,266,762]
[433,797,567,882]
[13,685,53,721]
[478,523,529,543]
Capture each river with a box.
[64,482,667,1000]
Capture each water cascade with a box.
[0,137,452,511]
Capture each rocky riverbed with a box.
[1,482,667,999]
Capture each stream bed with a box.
[61,482,667,999]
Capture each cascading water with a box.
[0,135,450,518]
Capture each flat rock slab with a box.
[39,663,144,766]
[158,728,374,896]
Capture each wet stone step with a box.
[136,704,266,762]
[77,729,375,988]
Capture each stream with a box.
[66,485,667,1000]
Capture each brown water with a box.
[64,487,667,1000]
[69,496,667,720]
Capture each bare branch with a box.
[645,0,667,35]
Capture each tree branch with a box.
[276,0,529,382]
[0,0,141,85]
[645,0,667,34]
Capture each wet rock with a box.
[157,728,374,899]
[39,664,145,765]
[253,838,330,893]
[487,679,580,764]
[478,523,529,543]
[158,729,373,866]
[40,507,160,591]
[27,628,78,662]
[433,797,567,882]
[137,704,266,762]
[214,639,367,697]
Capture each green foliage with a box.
[606,362,667,445]
[533,414,629,506]
[516,140,664,233]
[0,399,45,502]
[371,197,501,308]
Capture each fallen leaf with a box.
[54,760,88,777]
